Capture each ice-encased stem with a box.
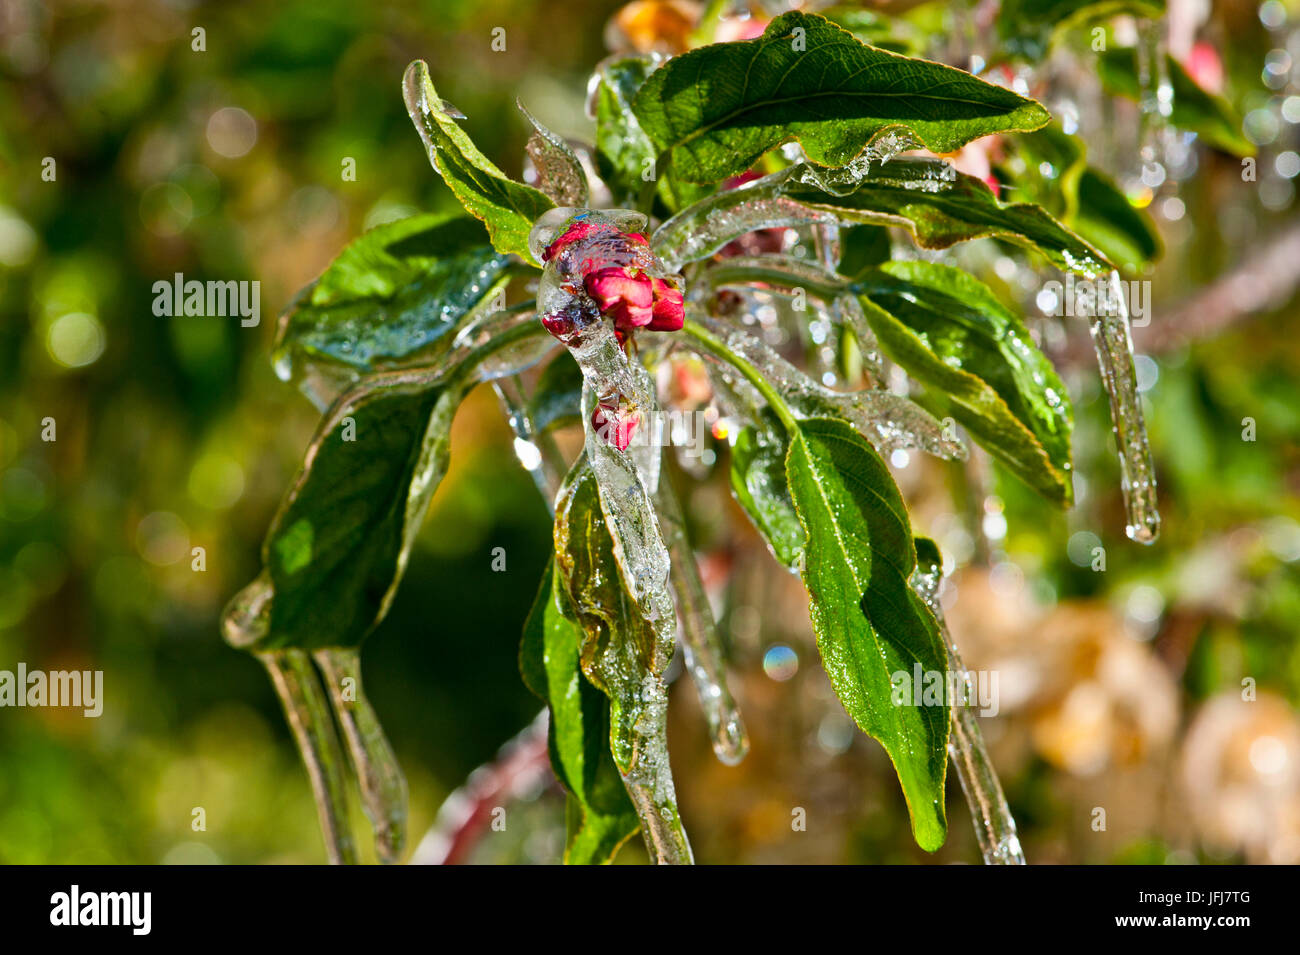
[703,257,886,385]
[576,374,692,861]
[620,674,694,866]
[911,568,1025,865]
[313,647,408,864]
[259,649,358,865]
[493,373,568,507]
[655,470,750,766]
[1089,272,1161,543]
[687,310,964,460]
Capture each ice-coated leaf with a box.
[730,410,805,570]
[403,60,555,262]
[520,561,640,864]
[554,462,665,771]
[690,312,964,460]
[855,261,1075,506]
[245,374,469,651]
[785,416,949,851]
[591,54,711,212]
[517,99,590,208]
[1096,48,1254,157]
[996,0,1164,62]
[274,214,511,384]
[553,461,693,863]
[1003,126,1160,272]
[784,156,1114,277]
[631,11,1050,185]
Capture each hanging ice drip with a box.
[1090,271,1161,544]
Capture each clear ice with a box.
[655,472,750,765]
[1089,272,1161,543]
[532,207,695,861]
[260,649,358,865]
[689,311,965,460]
[517,99,590,208]
[911,560,1026,865]
[313,647,409,864]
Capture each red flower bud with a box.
[539,300,596,345]
[591,400,639,451]
[543,220,611,263]
[584,266,655,330]
[647,277,685,331]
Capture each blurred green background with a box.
[1,0,1299,864]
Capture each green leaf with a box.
[1074,167,1162,270]
[251,375,469,650]
[526,351,584,436]
[819,6,914,55]
[855,261,1074,506]
[403,60,555,262]
[730,413,805,569]
[592,55,712,213]
[1096,48,1254,157]
[552,462,663,774]
[631,11,1050,185]
[997,0,1164,62]
[837,224,893,279]
[784,156,1114,276]
[785,417,949,851]
[520,561,640,864]
[1003,126,1161,272]
[274,214,511,379]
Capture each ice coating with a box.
[528,209,675,411]
[581,384,674,620]
[704,253,887,385]
[449,305,555,382]
[517,99,590,208]
[912,558,1026,865]
[650,140,943,271]
[557,457,691,864]
[492,374,568,507]
[655,473,750,765]
[1089,272,1161,543]
[653,189,837,271]
[314,647,408,864]
[690,312,965,460]
[260,649,358,865]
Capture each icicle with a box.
[690,313,965,460]
[312,648,408,865]
[259,650,358,865]
[1135,17,1174,187]
[1089,272,1161,543]
[911,562,1026,866]
[655,472,750,765]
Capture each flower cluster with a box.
[536,215,686,451]
[541,220,684,333]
